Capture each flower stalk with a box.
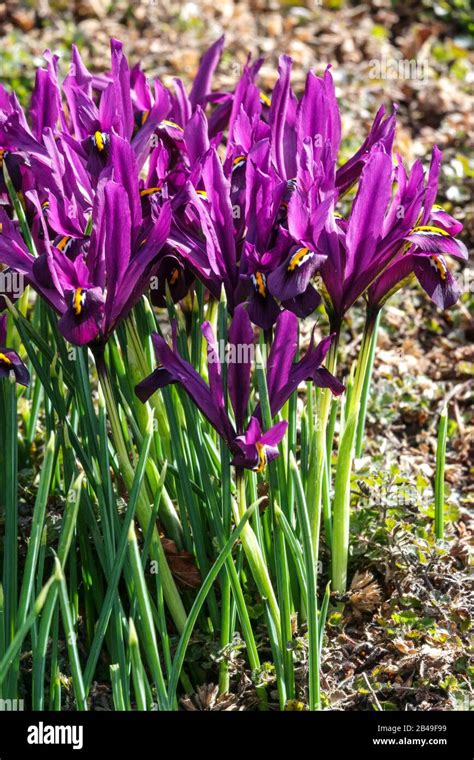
[355,308,381,457]
[435,405,448,540]
[233,468,282,645]
[308,325,340,560]
[331,310,378,594]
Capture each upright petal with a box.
[336,105,396,196]
[109,134,141,243]
[111,202,171,325]
[110,38,134,140]
[421,146,442,225]
[269,332,343,416]
[104,182,131,321]
[228,303,254,433]
[184,106,210,165]
[201,320,228,433]
[265,309,298,403]
[189,36,225,108]
[345,150,393,282]
[29,51,62,140]
[269,55,295,179]
[202,149,237,296]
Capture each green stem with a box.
[125,315,171,454]
[255,338,294,703]
[218,442,232,694]
[291,454,320,710]
[355,308,381,458]
[435,405,448,541]
[93,348,187,633]
[308,325,340,561]
[1,377,18,698]
[331,311,378,594]
[234,469,281,644]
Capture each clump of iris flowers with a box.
[0,37,468,713]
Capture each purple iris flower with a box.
[265,139,334,317]
[174,136,333,329]
[63,40,171,176]
[0,314,29,386]
[264,54,396,198]
[367,147,467,310]
[135,305,344,471]
[0,137,171,347]
[0,84,40,208]
[318,146,467,325]
[0,40,172,185]
[267,56,340,182]
[335,104,397,198]
[169,35,229,136]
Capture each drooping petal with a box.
[430,205,463,237]
[135,367,176,402]
[149,253,192,307]
[312,367,345,396]
[0,347,30,386]
[405,226,468,260]
[414,255,461,310]
[281,284,321,318]
[57,286,105,346]
[232,416,262,468]
[267,244,326,302]
[232,417,288,470]
[246,275,281,330]
[144,332,235,444]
